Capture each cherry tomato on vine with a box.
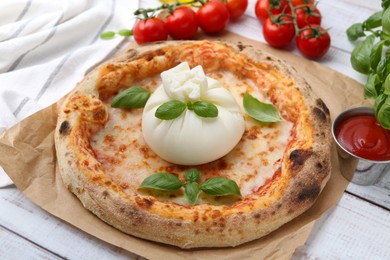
[226,0,248,20]
[295,6,321,28]
[197,0,230,34]
[291,0,314,7]
[296,25,331,59]
[255,0,291,23]
[165,6,198,40]
[263,16,295,48]
[133,18,168,44]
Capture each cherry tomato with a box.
[255,0,291,23]
[296,25,331,59]
[295,6,321,28]
[291,0,314,6]
[197,0,230,34]
[133,18,168,44]
[263,16,295,48]
[165,6,198,40]
[226,0,248,20]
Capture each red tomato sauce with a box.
[335,115,390,161]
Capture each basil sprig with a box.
[111,86,150,108]
[139,168,241,205]
[155,100,218,120]
[346,3,390,129]
[243,93,281,123]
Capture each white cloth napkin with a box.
[0,0,139,187]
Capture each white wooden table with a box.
[1,0,390,259]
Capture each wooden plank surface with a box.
[0,188,138,259]
[293,193,390,259]
[347,164,390,210]
[0,0,389,259]
[0,225,62,260]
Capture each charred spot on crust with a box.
[102,190,109,199]
[297,186,321,202]
[316,99,330,115]
[316,162,323,169]
[290,149,313,171]
[313,107,327,121]
[135,197,153,208]
[59,121,71,136]
[236,42,247,51]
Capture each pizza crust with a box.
[55,40,331,248]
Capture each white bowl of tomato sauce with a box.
[332,107,390,185]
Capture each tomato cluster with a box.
[133,0,248,45]
[255,0,330,59]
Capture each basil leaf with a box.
[364,73,379,99]
[363,11,383,30]
[377,95,390,129]
[118,29,133,37]
[377,56,390,80]
[384,74,390,95]
[200,177,241,197]
[346,23,365,41]
[185,182,201,205]
[192,101,219,118]
[374,93,388,117]
[139,172,183,191]
[155,100,186,120]
[243,93,281,123]
[381,32,390,43]
[111,86,150,108]
[100,31,115,40]
[351,34,376,74]
[383,0,390,9]
[370,41,385,71]
[185,168,200,183]
[383,7,390,34]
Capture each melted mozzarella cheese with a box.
[142,62,245,165]
[91,70,293,205]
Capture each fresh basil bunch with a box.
[139,168,241,205]
[346,0,390,129]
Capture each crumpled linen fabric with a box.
[0,0,139,187]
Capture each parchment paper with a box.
[0,32,365,259]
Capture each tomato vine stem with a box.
[134,0,205,19]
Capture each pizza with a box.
[54,40,331,248]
